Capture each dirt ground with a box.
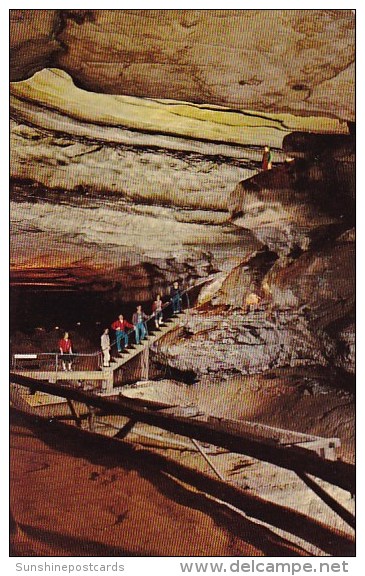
[10,370,355,557]
[11,411,312,557]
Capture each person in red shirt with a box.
[59,331,73,371]
[261,145,272,171]
[111,314,134,353]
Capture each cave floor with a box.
[10,372,355,557]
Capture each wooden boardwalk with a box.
[12,314,185,393]
[10,371,354,495]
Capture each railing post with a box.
[185,289,190,311]
[140,345,149,381]
[55,353,58,375]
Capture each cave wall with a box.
[10,9,355,121]
[10,10,355,382]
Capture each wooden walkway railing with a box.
[11,313,186,392]
[10,372,355,496]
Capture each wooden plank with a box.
[159,406,206,418]
[14,370,110,381]
[292,440,340,461]
[206,416,340,449]
[166,413,341,460]
[24,391,67,407]
[119,388,179,409]
[9,372,355,493]
[191,438,226,481]
[297,471,355,528]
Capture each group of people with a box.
[57,282,183,371]
[100,282,183,368]
[57,278,267,372]
[57,147,273,373]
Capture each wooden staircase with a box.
[13,313,186,395]
[99,314,185,394]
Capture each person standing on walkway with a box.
[59,331,73,371]
[261,145,272,171]
[111,314,133,354]
[132,305,148,344]
[170,281,182,314]
[152,294,164,329]
[244,292,262,313]
[100,327,111,368]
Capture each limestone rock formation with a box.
[10,11,355,384]
[10,9,355,121]
[229,164,338,257]
[155,306,329,379]
[267,229,355,376]
[228,132,355,257]
[10,109,260,300]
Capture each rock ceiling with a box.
[10,9,355,122]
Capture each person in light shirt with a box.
[132,305,148,344]
[101,327,111,368]
[152,294,164,329]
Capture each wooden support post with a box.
[102,373,114,394]
[140,346,149,381]
[296,470,355,530]
[67,399,82,428]
[114,419,137,439]
[191,438,226,482]
[88,405,96,432]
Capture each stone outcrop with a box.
[154,227,355,379]
[266,229,355,376]
[169,131,355,380]
[155,306,330,378]
[209,249,278,308]
[10,9,354,121]
[229,163,338,257]
[228,132,355,256]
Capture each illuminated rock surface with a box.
[10,9,354,121]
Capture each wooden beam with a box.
[87,405,97,432]
[113,419,137,439]
[191,438,226,481]
[296,471,355,530]
[66,399,82,428]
